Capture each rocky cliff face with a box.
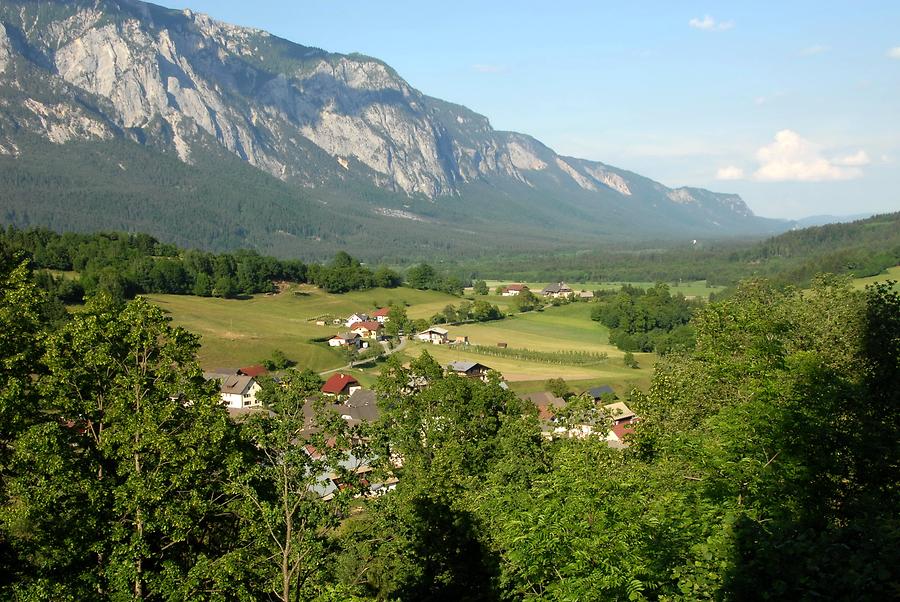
[0,0,771,243]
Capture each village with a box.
[201,282,639,499]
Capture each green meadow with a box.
[851,265,900,290]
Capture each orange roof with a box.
[353,321,383,331]
[611,423,635,441]
[372,307,391,317]
[238,364,268,377]
[322,373,359,394]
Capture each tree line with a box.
[2,247,897,599]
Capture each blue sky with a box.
[155,0,899,219]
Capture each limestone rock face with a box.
[0,0,759,227]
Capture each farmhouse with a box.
[541,282,574,298]
[372,307,391,323]
[321,373,361,397]
[204,373,262,409]
[447,361,491,381]
[579,290,595,299]
[351,321,383,339]
[332,389,380,425]
[328,332,367,348]
[501,284,527,296]
[416,326,449,344]
[345,313,370,328]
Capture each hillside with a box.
[0,0,787,260]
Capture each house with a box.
[238,364,268,378]
[328,332,367,348]
[321,373,361,397]
[603,401,636,426]
[332,389,380,425]
[606,422,636,448]
[447,361,491,381]
[205,373,262,409]
[372,307,391,323]
[501,284,527,296]
[351,321,383,339]
[453,335,469,345]
[541,282,574,298]
[416,327,449,345]
[585,385,616,401]
[521,391,567,421]
[345,313,370,328]
[579,290,595,300]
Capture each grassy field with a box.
[145,285,460,370]
[145,286,656,393]
[398,303,656,389]
[483,280,723,299]
[851,265,900,290]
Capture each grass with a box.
[483,279,724,299]
[146,286,658,393]
[144,285,460,370]
[398,303,656,388]
[851,265,900,291]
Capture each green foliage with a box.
[473,279,489,295]
[406,263,464,295]
[545,377,570,399]
[592,283,700,352]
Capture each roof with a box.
[579,290,595,298]
[331,332,360,340]
[610,422,636,441]
[216,374,257,396]
[604,402,635,421]
[372,307,391,317]
[421,327,449,335]
[542,282,572,294]
[353,321,383,331]
[521,391,567,420]
[587,385,616,398]
[321,373,359,394]
[447,361,488,373]
[504,284,526,291]
[337,389,380,422]
[238,364,268,377]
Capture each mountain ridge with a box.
[0,0,789,259]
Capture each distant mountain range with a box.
[0,0,790,259]
[790,213,875,229]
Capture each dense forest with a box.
[455,211,900,287]
[1,242,897,599]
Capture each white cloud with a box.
[800,44,829,56]
[472,64,504,73]
[716,165,745,180]
[888,47,900,59]
[753,130,865,182]
[689,15,734,31]
[834,150,870,167]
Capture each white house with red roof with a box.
[372,307,391,323]
[501,284,527,296]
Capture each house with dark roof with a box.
[447,361,491,381]
[586,385,616,401]
[541,282,574,298]
[321,373,361,397]
[328,332,367,349]
[345,313,370,328]
[332,389,380,425]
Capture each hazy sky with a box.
[155,0,899,219]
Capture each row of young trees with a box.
[2,247,897,599]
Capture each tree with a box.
[623,351,638,368]
[473,280,489,296]
[5,296,239,599]
[406,263,438,290]
[373,265,402,288]
[233,371,357,602]
[545,377,570,399]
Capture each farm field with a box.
[483,279,723,299]
[144,285,460,370]
[401,303,656,386]
[851,265,900,290]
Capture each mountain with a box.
[791,213,875,229]
[0,0,788,260]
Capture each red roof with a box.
[372,307,391,317]
[611,423,635,441]
[238,364,268,377]
[353,321,383,331]
[505,284,526,291]
[321,373,359,394]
